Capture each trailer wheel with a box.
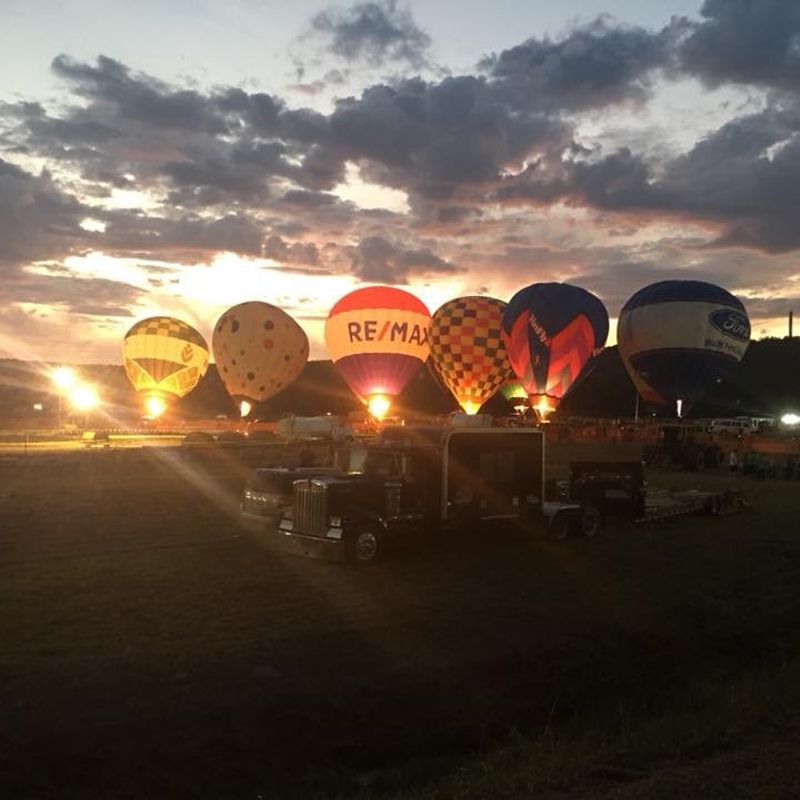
[580,504,603,538]
[346,524,384,564]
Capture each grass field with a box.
[1,448,800,798]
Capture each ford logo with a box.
[709,309,750,341]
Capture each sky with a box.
[1,0,799,363]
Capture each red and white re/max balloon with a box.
[325,286,431,419]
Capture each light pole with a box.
[50,367,77,429]
[69,384,99,430]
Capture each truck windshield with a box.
[364,450,403,478]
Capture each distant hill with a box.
[1,337,798,426]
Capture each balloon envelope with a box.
[617,280,750,407]
[123,316,209,399]
[501,283,608,415]
[429,296,512,414]
[212,302,309,404]
[325,286,430,409]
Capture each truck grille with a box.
[293,480,327,535]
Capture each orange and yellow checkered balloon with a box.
[429,296,514,414]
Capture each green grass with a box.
[2,454,800,798]
[347,468,800,800]
[363,654,800,800]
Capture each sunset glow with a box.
[0,0,796,367]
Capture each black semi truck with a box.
[243,426,594,563]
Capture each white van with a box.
[275,415,354,441]
[709,418,758,436]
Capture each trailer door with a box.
[442,430,544,522]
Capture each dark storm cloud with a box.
[310,1,431,68]
[262,234,320,266]
[100,212,265,259]
[280,189,339,207]
[328,75,571,200]
[680,0,800,92]
[481,16,683,111]
[162,157,273,206]
[495,101,800,252]
[0,266,144,317]
[52,55,228,134]
[0,159,88,265]
[350,235,460,282]
[4,0,800,338]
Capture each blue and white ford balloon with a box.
[708,308,751,342]
[616,280,751,409]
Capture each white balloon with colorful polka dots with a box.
[212,301,309,407]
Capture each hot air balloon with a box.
[617,280,750,415]
[123,316,210,418]
[501,283,609,421]
[429,296,513,415]
[212,301,309,417]
[325,286,430,419]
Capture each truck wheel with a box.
[580,504,603,538]
[549,515,571,541]
[346,525,384,564]
[684,447,704,471]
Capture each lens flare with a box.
[51,366,77,390]
[531,394,555,423]
[70,385,99,411]
[367,394,391,420]
[144,394,167,419]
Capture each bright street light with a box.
[781,412,800,426]
[69,385,99,411]
[51,366,77,390]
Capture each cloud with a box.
[3,5,800,354]
[52,55,228,134]
[1,268,143,317]
[310,1,431,68]
[0,159,88,265]
[482,16,682,111]
[328,75,570,201]
[680,0,800,92]
[350,235,460,282]
[262,234,320,266]
[99,212,266,260]
[494,100,800,253]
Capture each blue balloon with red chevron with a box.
[501,283,609,419]
[617,280,750,410]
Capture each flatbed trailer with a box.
[636,488,747,523]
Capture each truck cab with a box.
[274,426,582,563]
